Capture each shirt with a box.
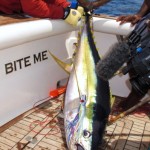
[0,0,70,19]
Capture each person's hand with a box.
[63,8,81,26]
[77,0,111,10]
[70,2,84,15]
[116,14,142,26]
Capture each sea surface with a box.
[70,0,144,16]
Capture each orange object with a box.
[49,86,66,98]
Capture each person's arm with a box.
[21,0,82,27]
[137,0,150,17]
[77,0,111,10]
[20,0,69,19]
[117,0,150,25]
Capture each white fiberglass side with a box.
[0,32,76,126]
[94,32,131,97]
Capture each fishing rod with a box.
[108,98,150,124]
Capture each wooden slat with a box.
[126,141,140,149]
[106,126,123,149]
[125,144,140,150]
[0,132,20,143]
[145,123,150,132]
[4,129,24,139]
[27,114,44,121]
[115,128,130,149]
[140,130,150,149]
[0,136,16,147]
[14,122,31,132]
[17,120,32,127]
[42,137,66,149]
[9,126,28,135]
[0,142,11,150]
[32,112,48,119]
[132,124,145,130]
[35,141,65,150]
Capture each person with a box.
[117,0,150,26]
[0,0,110,26]
[110,0,150,117]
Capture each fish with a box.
[48,51,72,74]
[64,14,111,150]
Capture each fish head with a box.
[68,121,93,150]
[75,128,93,150]
[66,95,94,150]
[69,103,108,150]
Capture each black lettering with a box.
[5,51,48,75]
[16,58,24,69]
[5,62,13,74]
[34,53,41,63]
[14,61,17,71]
[24,56,31,67]
[42,50,48,60]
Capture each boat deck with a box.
[0,95,149,150]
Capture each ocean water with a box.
[94,0,144,16]
[70,0,144,16]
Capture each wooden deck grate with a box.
[0,95,149,150]
[100,110,150,150]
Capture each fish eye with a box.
[76,144,84,150]
[83,129,91,138]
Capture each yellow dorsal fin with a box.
[48,50,72,74]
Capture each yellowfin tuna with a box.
[64,14,110,150]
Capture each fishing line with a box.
[73,64,81,99]
[32,96,50,108]
[28,96,63,135]
[73,15,94,100]
[72,22,85,99]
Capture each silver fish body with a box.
[64,15,110,150]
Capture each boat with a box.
[0,14,149,150]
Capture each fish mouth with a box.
[76,144,85,150]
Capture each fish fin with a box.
[48,50,72,74]
[110,91,115,108]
